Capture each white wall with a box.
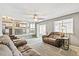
[37,12,79,46]
[0,18,2,36]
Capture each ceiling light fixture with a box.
[33,14,38,22]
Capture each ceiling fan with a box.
[32,13,45,22]
[23,10,46,22]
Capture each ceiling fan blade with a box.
[38,18,45,20]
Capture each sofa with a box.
[0,35,22,56]
[9,35,40,56]
[0,35,40,56]
[42,32,64,47]
[12,39,40,56]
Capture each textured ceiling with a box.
[0,3,79,22]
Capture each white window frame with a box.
[29,23,35,34]
[54,18,73,34]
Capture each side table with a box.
[58,37,69,50]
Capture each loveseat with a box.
[42,32,64,47]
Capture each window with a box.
[30,23,35,29]
[54,18,73,33]
[29,23,35,34]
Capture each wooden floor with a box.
[21,37,79,56]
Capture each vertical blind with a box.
[54,18,73,33]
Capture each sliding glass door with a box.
[39,24,46,36]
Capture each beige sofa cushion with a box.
[18,45,32,53]
[0,44,13,56]
[53,35,61,39]
[0,35,22,56]
[13,39,27,47]
[22,49,40,56]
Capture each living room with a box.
[0,3,79,56]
